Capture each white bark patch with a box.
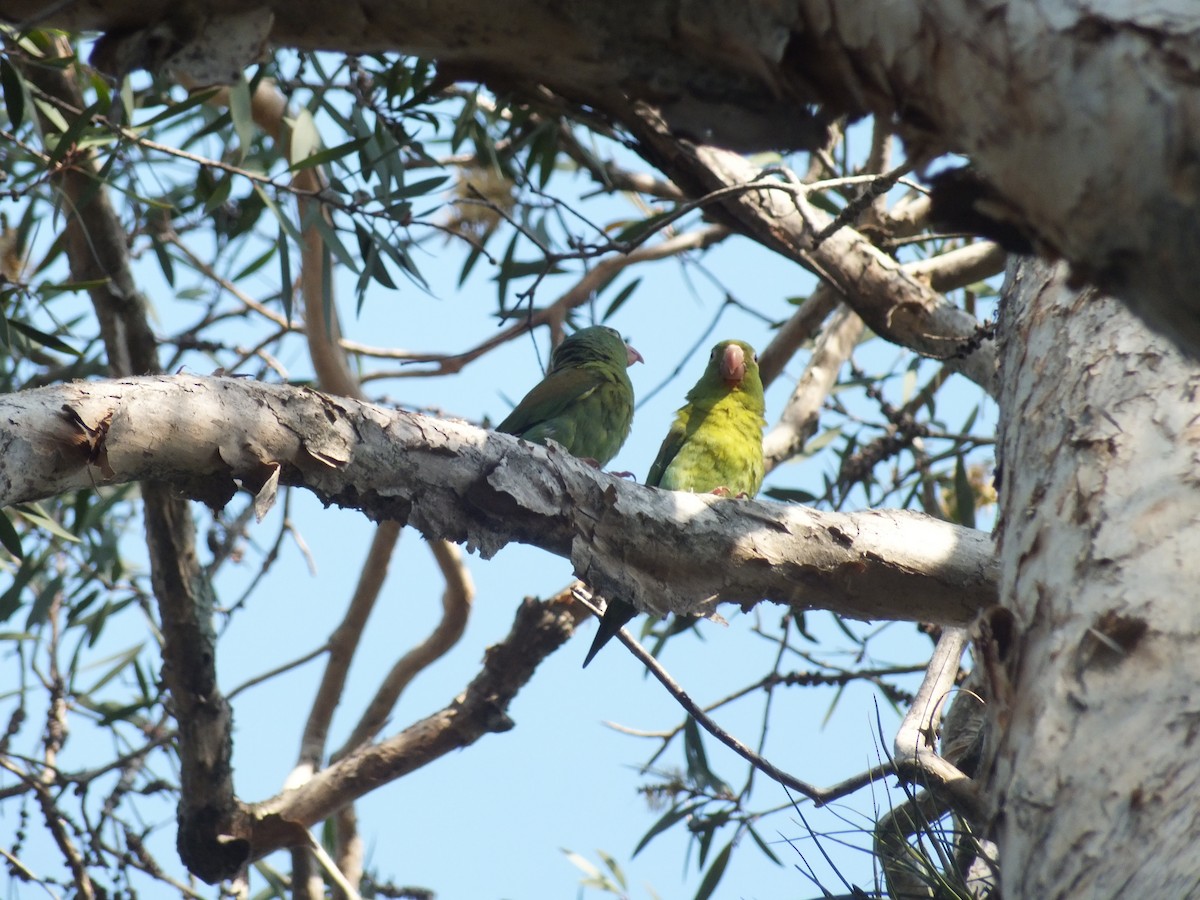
[990,258,1200,898]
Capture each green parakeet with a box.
[496,325,642,467]
[583,339,766,667]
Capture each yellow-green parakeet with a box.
[497,325,642,467]
[583,339,765,667]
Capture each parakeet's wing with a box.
[644,411,689,488]
[496,365,607,438]
[499,366,634,465]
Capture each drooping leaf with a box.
[0,509,22,559]
[0,57,26,129]
[693,839,733,900]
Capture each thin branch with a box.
[893,627,982,821]
[331,540,475,761]
[576,591,894,807]
[308,830,363,900]
[243,589,582,863]
[757,288,840,388]
[0,758,94,900]
[227,644,330,701]
[297,522,403,768]
[764,302,865,471]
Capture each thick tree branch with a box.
[764,302,864,471]
[243,590,581,866]
[0,375,995,626]
[621,129,1000,394]
[9,1,1197,351]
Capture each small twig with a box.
[893,627,982,821]
[227,644,330,701]
[0,757,95,900]
[576,593,893,806]
[308,831,363,900]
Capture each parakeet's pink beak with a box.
[625,343,644,367]
[720,343,746,385]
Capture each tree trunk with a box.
[989,257,1200,898]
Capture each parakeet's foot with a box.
[710,486,751,498]
[610,470,636,479]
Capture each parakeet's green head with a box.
[550,325,644,373]
[691,340,764,411]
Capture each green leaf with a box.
[494,259,559,280]
[150,233,175,287]
[134,86,221,129]
[364,246,397,291]
[0,555,39,624]
[802,425,844,457]
[233,244,277,282]
[0,509,22,559]
[31,96,69,133]
[746,825,783,865]
[287,108,321,167]
[1,57,26,130]
[277,227,294,322]
[496,230,520,313]
[203,174,233,215]
[954,453,976,528]
[119,75,135,122]
[288,136,370,173]
[375,236,427,289]
[633,801,702,857]
[25,573,64,629]
[602,278,641,322]
[683,716,716,784]
[84,644,145,694]
[394,174,449,199]
[693,840,733,900]
[457,241,485,287]
[253,184,303,244]
[13,503,81,543]
[612,208,678,246]
[595,850,627,891]
[821,683,846,728]
[561,849,601,880]
[763,487,817,504]
[228,77,254,163]
[46,98,102,166]
[312,214,359,273]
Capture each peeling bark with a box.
[989,258,1200,898]
[0,375,995,626]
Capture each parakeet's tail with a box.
[582,598,637,667]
